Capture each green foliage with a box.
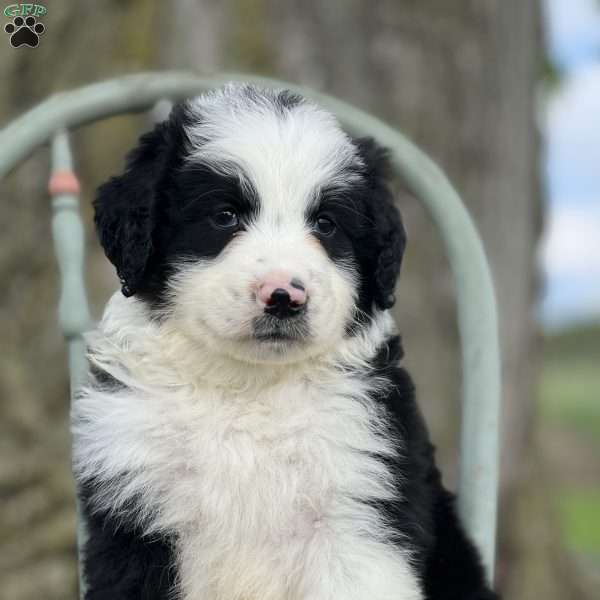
[541,55,562,89]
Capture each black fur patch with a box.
[79,479,177,600]
[303,137,405,328]
[352,138,406,312]
[95,106,259,306]
[369,337,498,599]
[93,104,191,298]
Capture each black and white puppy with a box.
[73,84,497,600]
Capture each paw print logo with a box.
[4,15,45,48]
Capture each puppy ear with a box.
[355,137,407,310]
[94,118,176,297]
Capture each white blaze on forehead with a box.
[184,84,363,217]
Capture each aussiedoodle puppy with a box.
[72,84,497,600]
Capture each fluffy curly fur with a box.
[73,84,497,600]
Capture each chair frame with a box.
[0,72,501,585]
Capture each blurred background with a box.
[0,0,598,598]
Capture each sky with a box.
[540,0,600,328]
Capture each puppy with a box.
[73,84,497,600]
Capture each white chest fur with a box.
[75,377,422,599]
[73,300,422,600]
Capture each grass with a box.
[543,322,600,362]
[558,489,600,555]
[539,359,600,439]
[539,321,600,556]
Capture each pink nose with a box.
[256,272,307,318]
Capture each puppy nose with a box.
[257,275,307,319]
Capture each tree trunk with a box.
[164,3,554,593]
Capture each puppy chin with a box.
[189,317,329,367]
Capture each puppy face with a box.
[95,85,405,364]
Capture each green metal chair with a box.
[0,72,501,590]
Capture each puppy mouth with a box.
[251,314,310,343]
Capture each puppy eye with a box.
[211,209,239,230]
[315,215,336,236]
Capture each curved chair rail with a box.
[0,72,501,581]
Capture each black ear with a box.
[94,111,183,297]
[355,137,407,310]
